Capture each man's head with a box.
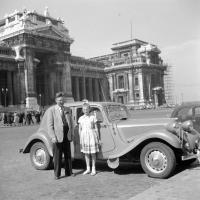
[55,92,65,107]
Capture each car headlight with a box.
[166,121,179,134]
[181,120,193,133]
[184,142,190,150]
[195,138,200,150]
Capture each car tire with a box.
[140,142,176,178]
[30,142,51,170]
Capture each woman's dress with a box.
[78,114,99,154]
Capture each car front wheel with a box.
[30,142,51,170]
[140,142,176,178]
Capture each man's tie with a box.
[61,107,67,125]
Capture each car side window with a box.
[90,107,103,123]
[177,107,192,121]
[194,107,200,116]
[76,107,83,123]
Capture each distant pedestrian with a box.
[78,103,100,176]
[7,112,13,125]
[18,112,24,125]
[25,111,34,125]
[34,111,41,124]
[13,112,19,125]
[2,112,7,124]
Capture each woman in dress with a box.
[78,103,99,176]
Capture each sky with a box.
[0,0,199,102]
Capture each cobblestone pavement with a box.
[129,162,200,200]
[0,126,165,200]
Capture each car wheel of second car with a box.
[140,142,176,178]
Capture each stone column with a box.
[138,71,144,104]
[98,79,103,101]
[62,53,74,102]
[128,70,134,103]
[147,74,152,102]
[94,79,99,101]
[115,74,118,89]
[81,76,86,100]
[0,87,2,107]
[7,71,14,106]
[113,74,116,91]
[43,59,49,105]
[24,48,38,109]
[75,77,80,101]
[107,74,113,101]
[102,78,110,101]
[12,71,18,105]
[88,77,93,101]
[17,61,26,106]
[49,71,56,101]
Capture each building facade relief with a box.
[0,8,169,110]
[91,39,167,107]
[0,9,109,110]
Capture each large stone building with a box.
[0,8,109,110]
[0,8,168,110]
[90,39,167,107]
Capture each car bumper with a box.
[182,150,200,161]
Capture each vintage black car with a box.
[171,102,200,133]
[21,102,200,179]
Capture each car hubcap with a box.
[33,148,47,167]
[145,150,167,173]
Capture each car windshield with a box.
[103,104,129,121]
[171,107,192,120]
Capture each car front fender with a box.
[21,130,53,157]
[108,129,181,159]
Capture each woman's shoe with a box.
[83,170,90,175]
[90,171,96,176]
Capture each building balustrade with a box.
[112,56,147,66]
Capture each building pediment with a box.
[32,25,73,43]
[37,28,63,38]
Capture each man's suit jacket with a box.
[47,105,73,143]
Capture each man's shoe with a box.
[71,173,75,177]
[65,173,75,177]
[54,176,60,180]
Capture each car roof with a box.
[171,101,200,117]
[64,101,123,107]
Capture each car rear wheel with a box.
[30,142,51,170]
[140,142,176,178]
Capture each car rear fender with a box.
[21,131,53,157]
[109,130,181,159]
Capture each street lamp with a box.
[39,93,42,107]
[2,88,8,107]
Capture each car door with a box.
[193,106,200,133]
[91,107,115,159]
[73,107,84,159]
[73,106,115,159]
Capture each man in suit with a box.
[47,92,73,180]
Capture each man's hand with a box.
[98,139,102,146]
[51,137,57,143]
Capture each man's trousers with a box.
[53,139,72,177]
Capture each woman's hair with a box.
[82,103,90,110]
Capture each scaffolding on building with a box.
[164,64,175,105]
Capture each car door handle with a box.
[101,124,107,128]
